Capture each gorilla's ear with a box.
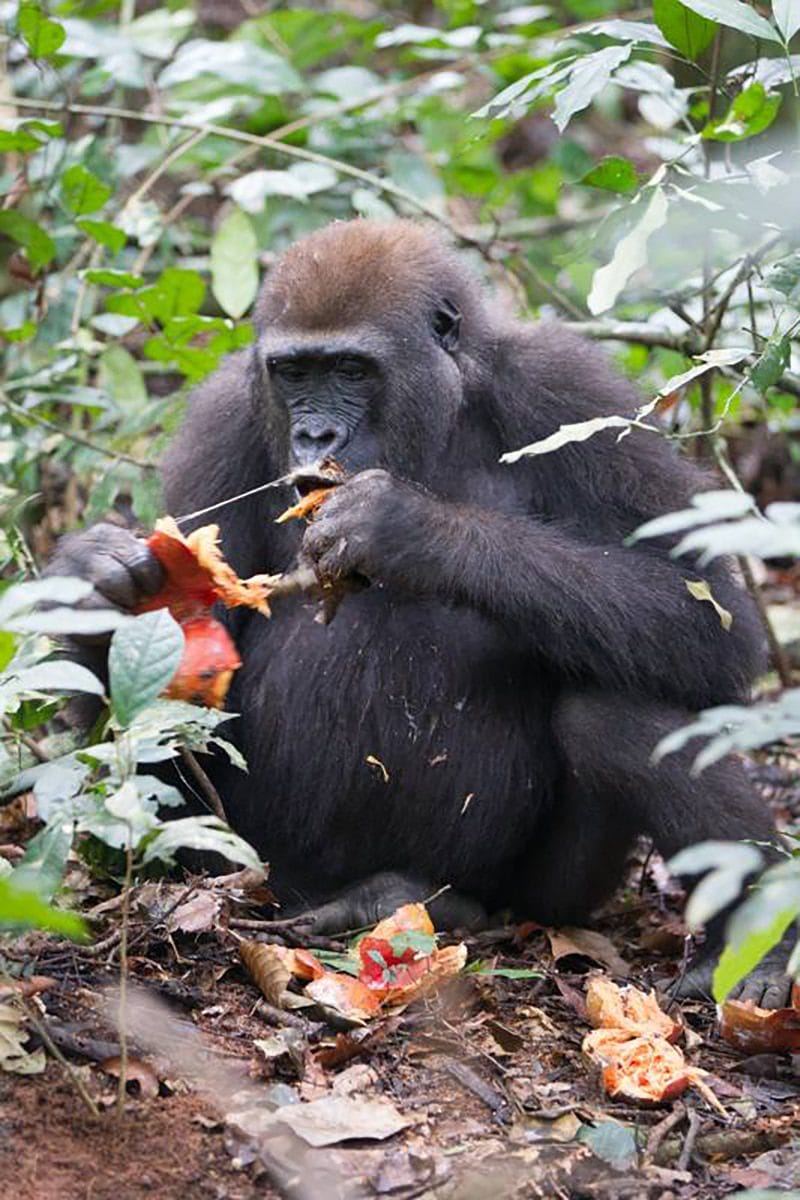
[432,298,462,352]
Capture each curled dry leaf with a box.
[547,927,629,977]
[239,941,293,1007]
[719,997,800,1054]
[585,976,682,1042]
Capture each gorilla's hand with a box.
[47,523,165,639]
[300,469,429,588]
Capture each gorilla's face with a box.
[265,345,383,474]
[261,297,464,482]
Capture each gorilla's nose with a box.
[291,418,347,466]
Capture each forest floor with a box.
[2,742,799,1200]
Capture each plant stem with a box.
[116,834,133,1117]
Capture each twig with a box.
[9,96,483,251]
[256,999,323,1034]
[0,391,156,470]
[645,1102,686,1161]
[677,1107,702,1171]
[179,747,227,823]
[116,835,133,1116]
[21,999,101,1118]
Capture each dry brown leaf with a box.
[547,927,629,976]
[166,891,223,934]
[239,941,293,1007]
[275,1094,409,1146]
[0,976,56,999]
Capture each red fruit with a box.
[166,616,241,708]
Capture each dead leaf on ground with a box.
[0,976,56,999]
[547,927,629,976]
[275,1094,409,1147]
[0,1001,46,1075]
[305,973,383,1024]
[167,891,223,934]
[239,941,293,1007]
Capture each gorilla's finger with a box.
[126,545,166,596]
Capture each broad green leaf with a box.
[17,3,66,57]
[580,156,639,194]
[108,610,185,728]
[141,815,260,868]
[8,609,129,636]
[668,841,764,929]
[61,165,112,215]
[0,875,85,938]
[99,344,148,408]
[0,211,56,271]
[713,907,798,1000]
[553,45,632,132]
[630,489,756,543]
[227,163,338,211]
[677,0,781,41]
[766,251,800,299]
[773,0,800,40]
[149,268,205,322]
[0,321,36,343]
[750,332,791,393]
[587,186,669,315]
[12,822,72,901]
[703,83,781,141]
[10,661,105,696]
[0,577,94,626]
[210,209,259,320]
[157,38,301,91]
[77,220,126,253]
[0,128,42,153]
[85,269,144,288]
[653,0,717,57]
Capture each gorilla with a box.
[50,219,790,1004]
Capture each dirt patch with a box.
[0,1068,275,1200]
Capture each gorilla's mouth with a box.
[289,459,345,500]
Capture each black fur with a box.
[50,220,785,998]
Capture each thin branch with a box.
[10,96,484,251]
[0,391,156,470]
[178,747,227,824]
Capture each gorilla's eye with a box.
[269,358,307,382]
[432,299,462,352]
[336,356,369,381]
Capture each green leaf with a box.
[703,83,781,141]
[12,822,72,901]
[0,875,85,938]
[685,579,733,630]
[149,268,205,322]
[141,816,260,869]
[577,1121,638,1171]
[108,610,185,728]
[61,165,112,215]
[750,332,791,392]
[0,577,94,626]
[85,269,144,289]
[676,0,781,41]
[773,0,800,41]
[468,965,544,979]
[77,220,126,253]
[99,344,147,408]
[766,251,800,300]
[210,209,259,320]
[587,186,669,315]
[10,661,105,696]
[713,907,798,1001]
[553,45,632,132]
[17,2,66,58]
[0,211,56,271]
[653,0,717,57]
[0,128,42,153]
[579,156,639,193]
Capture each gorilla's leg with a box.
[547,690,791,1007]
[282,871,488,935]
